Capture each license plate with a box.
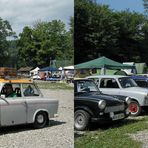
[112,113,125,120]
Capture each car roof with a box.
[0,78,33,83]
[86,75,127,79]
[74,78,89,80]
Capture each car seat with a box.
[106,80,113,88]
[15,87,21,97]
[100,81,104,88]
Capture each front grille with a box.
[105,105,125,113]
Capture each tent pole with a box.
[101,67,106,75]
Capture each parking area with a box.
[0,89,74,148]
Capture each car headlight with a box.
[125,97,131,105]
[98,100,106,109]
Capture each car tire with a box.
[129,101,141,116]
[74,110,90,131]
[33,111,48,128]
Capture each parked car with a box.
[0,78,58,128]
[74,79,130,131]
[87,75,148,116]
[130,75,148,88]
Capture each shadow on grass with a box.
[89,116,145,131]
[75,116,146,138]
[75,131,86,138]
[141,110,148,116]
[0,120,66,136]
[90,118,139,130]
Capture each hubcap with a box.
[37,115,44,123]
[75,113,85,129]
[129,103,138,114]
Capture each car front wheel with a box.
[129,101,141,116]
[74,110,90,131]
[33,111,48,128]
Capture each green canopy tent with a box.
[75,56,134,75]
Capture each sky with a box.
[97,0,144,13]
[0,0,74,35]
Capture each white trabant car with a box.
[86,75,148,116]
[0,78,58,128]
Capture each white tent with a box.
[30,67,40,76]
[58,67,63,70]
[63,65,74,70]
[122,62,137,75]
[58,66,74,81]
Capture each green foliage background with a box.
[75,0,148,65]
[0,18,74,68]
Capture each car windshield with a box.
[75,80,100,93]
[119,77,138,88]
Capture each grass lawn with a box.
[35,80,74,89]
[75,116,148,148]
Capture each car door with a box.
[22,83,41,123]
[0,83,27,126]
[99,78,120,95]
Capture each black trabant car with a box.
[74,79,130,131]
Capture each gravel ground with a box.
[0,89,74,148]
[127,116,148,148]
[129,130,148,148]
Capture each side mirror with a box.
[1,94,6,99]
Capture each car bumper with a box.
[91,111,130,123]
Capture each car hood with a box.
[75,92,124,106]
[108,94,127,101]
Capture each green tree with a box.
[0,17,15,66]
[113,10,146,62]
[75,0,95,63]
[6,39,18,68]
[75,0,148,64]
[69,16,74,37]
[17,20,73,68]
[68,16,74,64]
[17,26,35,67]
[75,0,119,63]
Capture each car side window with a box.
[22,83,40,96]
[1,83,21,98]
[135,80,148,87]
[100,79,119,88]
[77,82,88,92]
